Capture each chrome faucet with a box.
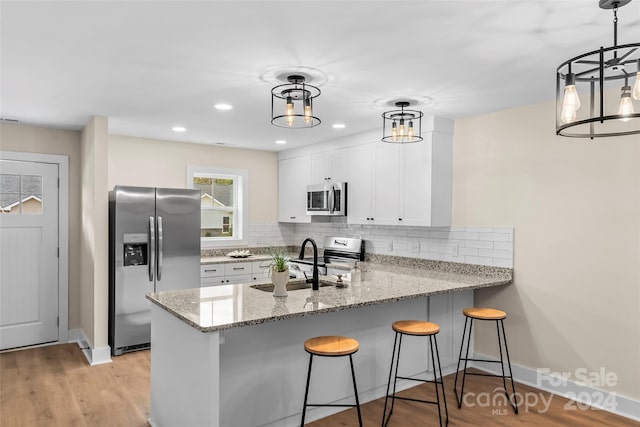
[299,238,319,290]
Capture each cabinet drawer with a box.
[200,276,227,287]
[201,264,224,278]
[224,262,251,276]
[252,261,270,274]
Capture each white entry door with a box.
[0,159,59,350]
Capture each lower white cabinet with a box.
[201,260,272,287]
[251,260,270,281]
[428,290,473,368]
[201,264,226,286]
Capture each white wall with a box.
[108,135,278,222]
[80,116,109,350]
[452,99,640,400]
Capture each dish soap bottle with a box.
[350,262,361,284]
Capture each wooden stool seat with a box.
[304,336,359,357]
[463,307,507,320]
[392,320,440,336]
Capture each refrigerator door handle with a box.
[149,216,155,282]
[157,216,163,281]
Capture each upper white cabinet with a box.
[401,132,452,226]
[310,152,331,183]
[331,144,373,224]
[277,117,453,226]
[278,155,312,223]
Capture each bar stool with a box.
[382,321,448,427]
[301,336,363,427]
[454,307,518,414]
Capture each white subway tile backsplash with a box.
[478,248,513,260]
[276,222,514,268]
[477,232,511,242]
[493,241,513,251]
[428,231,452,239]
[452,231,479,240]
[466,240,494,249]
[459,247,479,256]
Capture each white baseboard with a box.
[470,352,640,422]
[68,328,112,366]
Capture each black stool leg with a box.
[433,334,449,426]
[429,336,443,427]
[501,319,518,414]
[382,331,399,427]
[389,333,403,416]
[454,316,468,407]
[349,354,363,427]
[455,317,473,408]
[301,354,313,427]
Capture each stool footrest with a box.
[465,372,507,378]
[386,395,439,405]
[459,358,503,364]
[306,403,359,408]
[396,375,442,385]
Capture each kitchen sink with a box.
[250,281,334,292]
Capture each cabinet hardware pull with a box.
[204,269,217,272]
[232,267,244,270]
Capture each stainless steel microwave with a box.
[306,182,347,216]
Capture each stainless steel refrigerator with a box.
[108,185,201,356]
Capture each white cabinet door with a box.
[401,132,452,226]
[330,144,374,224]
[278,156,311,223]
[401,139,433,225]
[224,274,252,285]
[372,142,402,225]
[310,152,331,184]
[251,260,270,281]
[201,276,227,287]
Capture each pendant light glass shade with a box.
[555,0,640,138]
[382,101,423,143]
[271,75,321,128]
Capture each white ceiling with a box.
[1,1,639,151]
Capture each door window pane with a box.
[0,174,42,214]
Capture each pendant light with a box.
[271,75,321,128]
[381,101,423,143]
[556,0,639,138]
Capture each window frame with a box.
[187,165,248,248]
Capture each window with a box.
[0,174,43,215]
[187,166,248,247]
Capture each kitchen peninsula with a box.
[146,260,512,427]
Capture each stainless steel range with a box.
[291,236,365,280]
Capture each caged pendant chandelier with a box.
[381,101,423,143]
[556,0,640,138]
[271,75,321,128]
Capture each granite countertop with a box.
[201,254,272,265]
[147,261,513,333]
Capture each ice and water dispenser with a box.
[123,233,148,266]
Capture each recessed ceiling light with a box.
[214,103,233,111]
[332,123,346,129]
[172,126,186,132]
[275,140,287,144]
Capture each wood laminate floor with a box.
[1,343,637,426]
